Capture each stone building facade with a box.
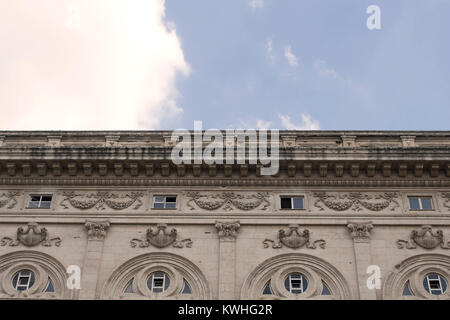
[0,131,449,300]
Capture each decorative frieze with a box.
[397,225,450,249]
[263,225,326,249]
[0,223,61,247]
[130,224,192,248]
[85,220,110,240]
[347,222,373,242]
[215,221,240,239]
[313,192,400,212]
[186,192,270,211]
[60,191,144,210]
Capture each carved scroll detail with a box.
[397,225,450,249]
[186,192,270,211]
[0,223,61,247]
[60,191,144,210]
[263,225,326,249]
[313,192,399,212]
[130,224,192,248]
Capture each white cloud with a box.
[279,114,320,130]
[284,45,299,67]
[0,0,190,130]
[266,39,275,64]
[314,59,338,79]
[249,0,265,9]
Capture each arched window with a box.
[242,253,351,300]
[102,252,210,299]
[0,251,70,299]
[383,254,450,300]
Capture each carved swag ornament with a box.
[60,191,144,210]
[397,225,450,249]
[0,223,61,247]
[263,225,326,249]
[130,224,192,248]
[186,192,270,211]
[0,191,20,209]
[313,192,399,212]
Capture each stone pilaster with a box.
[215,221,240,299]
[79,220,110,299]
[347,221,376,300]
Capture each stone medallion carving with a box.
[186,192,270,211]
[0,191,20,209]
[0,223,61,247]
[60,191,144,210]
[397,225,450,249]
[130,224,192,248]
[313,192,399,212]
[263,225,326,249]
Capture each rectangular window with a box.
[408,196,433,210]
[27,195,52,209]
[153,196,177,209]
[280,196,304,210]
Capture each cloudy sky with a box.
[0,0,449,130]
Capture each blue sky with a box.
[164,0,450,130]
[0,1,448,130]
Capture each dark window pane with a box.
[30,196,41,202]
[263,281,272,295]
[41,196,52,202]
[166,197,176,203]
[421,198,432,210]
[409,198,420,210]
[281,197,292,209]
[153,203,164,209]
[321,282,332,295]
[182,280,191,294]
[402,281,413,296]
[293,197,303,209]
[165,202,176,209]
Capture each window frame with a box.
[27,194,53,209]
[280,196,305,210]
[152,195,177,210]
[408,196,433,211]
[12,269,35,291]
[425,274,447,295]
[285,273,308,294]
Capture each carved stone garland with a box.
[442,193,450,211]
[0,191,20,209]
[397,225,450,249]
[130,224,192,248]
[186,192,270,211]
[0,223,61,247]
[263,225,326,249]
[60,191,144,210]
[313,192,400,212]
